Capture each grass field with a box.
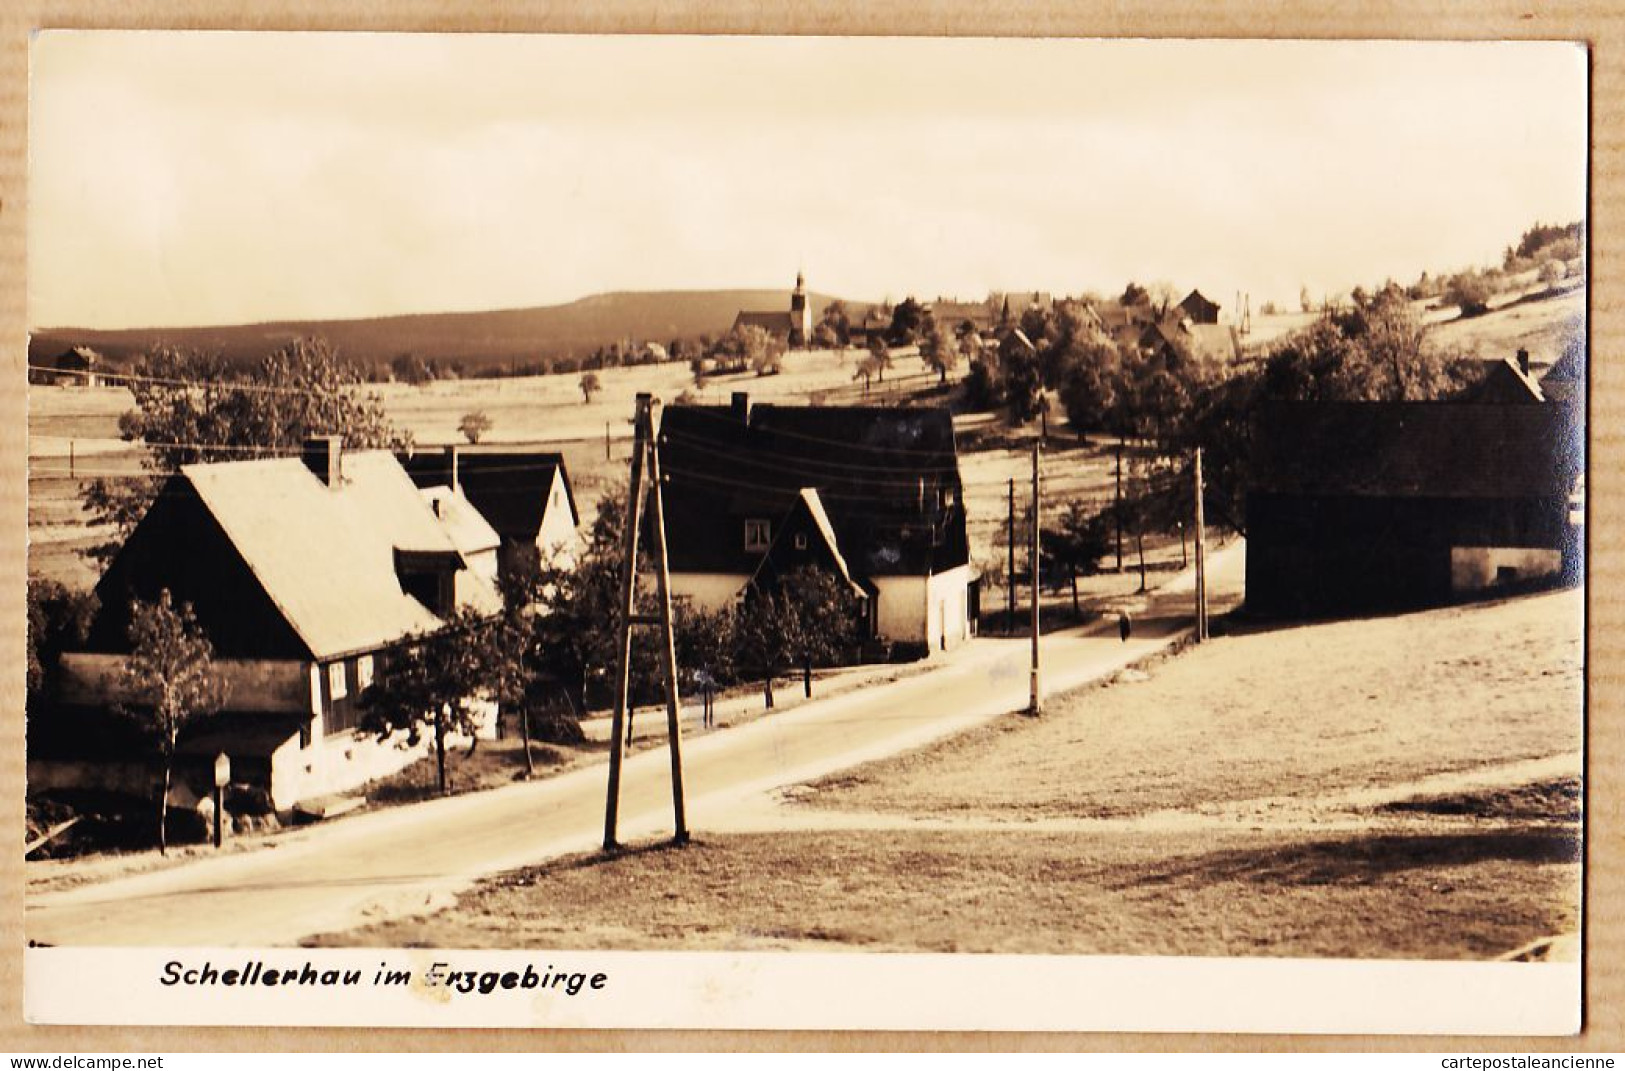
[26,283,1586,594]
[312,587,1582,958]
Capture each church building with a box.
[732,272,813,348]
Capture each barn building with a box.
[659,395,975,656]
[1245,401,1583,618]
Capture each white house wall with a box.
[926,565,974,653]
[669,572,748,613]
[536,470,582,569]
[872,575,928,644]
[1449,547,1563,593]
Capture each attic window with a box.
[794,533,809,550]
[745,519,771,552]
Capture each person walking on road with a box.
[1118,611,1133,643]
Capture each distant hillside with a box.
[29,289,859,373]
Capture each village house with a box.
[53,346,105,387]
[1245,401,1583,618]
[402,445,581,574]
[658,394,976,656]
[1137,317,1242,366]
[36,437,503,814]
[732,271,813,348]
[927,298,999,339]
[1178,288,1222,324]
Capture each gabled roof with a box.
[1466,358,1546,404]
[930,301,996,328]
[420,486,502,556]
[659,401,969,578]
[746,488,867,598]
[733,311,796,334]
[181,451,494,660]
[1251,402,1580,501]
[1180,289,1221,316]
[402,447,579,545]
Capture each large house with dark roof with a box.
[659,394,975,654]
[41,438,502,812]
[1245,401,1582,617]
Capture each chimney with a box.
[302,435,343,488]
[1517,348,1531,376]
[442,445,460,492]
[731,392,751,422]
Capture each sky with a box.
[28,33,1588,330]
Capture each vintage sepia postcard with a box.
[19,31,1587,1035]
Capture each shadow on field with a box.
[1117,827,1580,890]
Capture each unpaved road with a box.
[27,545,1243,947]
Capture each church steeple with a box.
[790,270,810,347]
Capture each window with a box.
[745,519,771,552]
[328,661,348,700]
[794,532,809,550]
[356,654,374,692]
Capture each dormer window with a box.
[745,519,771,552]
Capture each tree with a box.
[888,297,925,346]
[531,488,664,719]
[999,330,1044,425]
[821,300,851,347]
[1058,340,1125,436]
[81,339,403,563]
[1445,271,1496,317]
[856,335,894,392]
[812,322,841,350]
[459,410,493,444]
[26,580,97,700]
[1042,502,1111,614]
[1121,282,1150,307]
[1299,285,1314,313]
[744,325,788,376]
[737,566,862,707]
[361,607,494,796]
[579,371,602,404]
[920,324,960,385]
[119,590,227,854]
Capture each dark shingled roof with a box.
[402,447,578,546]
[733,311,796,335]
[659,402,970,578]
[1251,402,1581,501]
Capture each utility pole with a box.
[1007,477,1016,621]
[1114,439,1124,573]
[644,405,689,845]
[605,421,611,461]
[1028,443,1042,716]
[603,393,689,852]
[1194,447,1209,643]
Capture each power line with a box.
[29,363,388,398]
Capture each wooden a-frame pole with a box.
[645,400,689,844]
[602,393,689,852]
